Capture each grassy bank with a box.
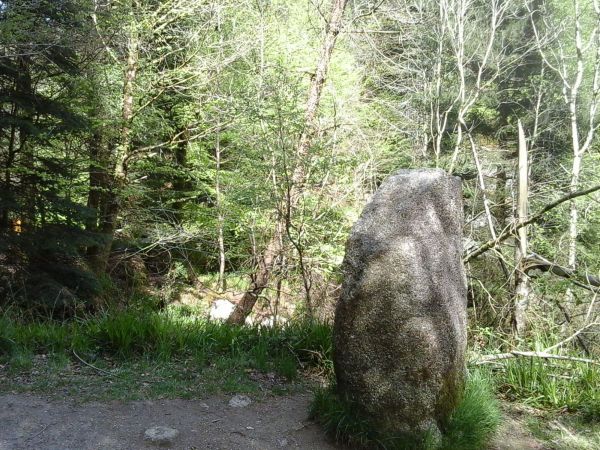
[0,306,332,400]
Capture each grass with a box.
[309,369,501,450]
[441,370,502,450]
[498,357,600,420]
[0,307,332,400]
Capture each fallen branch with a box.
[474,350,600,366]
[72,349,115,376]
[464,184,600,261]
[524,252,600,292]
[544,322,599,353]
[475,320,600,366]
[24,423,49,443]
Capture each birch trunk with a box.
[215,9,226,292]
[513,120,531,336]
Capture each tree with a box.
[528,0,600,301]
[84,0,211,273]
[227,0,349,324]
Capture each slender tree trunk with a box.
[562,0,598,305]
[215,129,226,292]
[86,132,104,232]
[91,17,139,273]
[227,0,348,324]
[291,0,347,189]
[567,91,582,271]
[16,56,35,230]
[468,133,509,279]
[215,9,226,292]
[2,104,18,229]
[86,132,115,274]
[513,121,531,336]
[172,131,189,224]
[114,20,139,181]
[564,152,582,306]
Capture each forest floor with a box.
[0,356,596,449]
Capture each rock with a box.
[259,315,288,328]
[208,299,235,321]
[144,426,179,447]
[228,394,252,408]
[333,169,467,437]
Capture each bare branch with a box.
[465,184,600,261]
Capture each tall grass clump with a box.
[310,385,391,448]
[499,357,600,419]
[441,369,501,449]
[310,369,501,449]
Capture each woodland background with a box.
[1,0,600,396]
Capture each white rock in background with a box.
[208,299,235,321]
[144,426,179,447]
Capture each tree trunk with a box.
[88,18,139,273]
[467,134,509,279]
[16,56,35,231]
[227,0,348,325]
[215,10,226,292]
[86,133,117,274]
[1,103,18,230]
[215,129,226,292]
[114,21,139,182]
[513,121,531,336]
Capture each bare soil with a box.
[0,392,338,450]
[0,390,550,450]
[490,403,549,450]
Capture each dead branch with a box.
[464,183,600,261]
[524,252,600,292]
[475,320,600,366]
[473,351,600,366]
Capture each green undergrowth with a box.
[309,369,501,450]
[497,357,600,421]
[0,307,332,399]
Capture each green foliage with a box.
[499,357,600,418]
[441,370,502,450]
[0,308,333,381]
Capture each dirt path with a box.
[0,392,338,450]
[490,409,548,450]
[0,392,550,450]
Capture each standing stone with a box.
[333,169,467,437]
